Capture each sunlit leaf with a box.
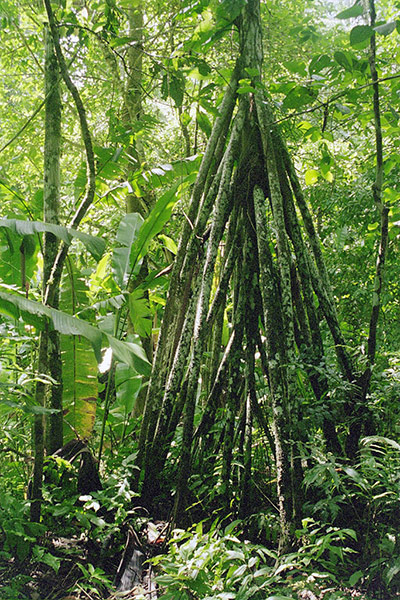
[305,169,319,185]
[135,155,201,190]
[158,234,178,254]
[336,3,364,19]
[350,25,373,47]
[321,171,333,183]
[374,21,396,36]
[60,267,98,441]
[266,596,296,600]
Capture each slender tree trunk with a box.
[239,373,253,519]
[253,185,293,551]
[31,2,97,519]
[345,0,388,457]
[30,332,47,522]
[43,27,63,454]
[31,27,62,520]
[124,7,154,422]
[136,67,239,480]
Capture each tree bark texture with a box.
[43,27,63,455]
[30,3,98,520]
[30,27,63,521]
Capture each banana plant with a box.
[0,218,106,261]
[60,261,99,442]
[0,289,151,375]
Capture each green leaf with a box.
[237,84,256,94]
[225,550,245,560]
[350,25,373,47]
[374,21,396,36]
[334,50,353,72]
[134,155,201,190]
[321,170,333,183]
[111,338,151,376]
[215,0,245,22]
[115,363,142,414]
[283,86,318,110]
[60,268,98,442]
[309,54,331,75]
[130,184,179,270]
[266,596,296,600]
[128,289,153,337]
[197,111,212,137]
[385,558,400,584]
[0,229,39,288]
[16,537,31,562]
[0,398,61,414]
[170,76,185,108]
[162,72,185,107]
[158,234,178,254]
[26,404,61,415]
[335,103,351,115]
[336,3,364,19]
[33,546,61,573]
[362,435,400,452]
[349,570,363,586]
[305,169,319,185]
[245,67,260,78]
[0,219,105,261]
[112,213,144,289]
[285,60,307,76]
[109,35,135,47]
[0,291,150,374]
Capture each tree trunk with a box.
[43,27,63,454]
[30,27,62,521]
[31,1,97,519]
[136,0,376,550]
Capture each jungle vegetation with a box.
[0,0,400,598]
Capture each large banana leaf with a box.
[60,266,99,441]
[62,334,98,441]
[0,290,151,375]
[108,363,143,438]
[112,213,144,289]
[111,185,182,293]
[129,184,180,269]
[128,288,153,337]
[0,229,38,287]
[0,219,106,261]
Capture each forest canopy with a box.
[0,0,400,599]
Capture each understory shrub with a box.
[151,518,360,600]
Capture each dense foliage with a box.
[0,0,400,599]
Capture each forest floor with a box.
[0,540,385,600]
